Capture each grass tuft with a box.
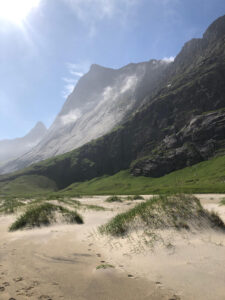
[132,195,144,200]
[9,203,83,231]
[220,198,225,206]
[0,197,25,214]
[96,264,115,270]
[83,204,106,211]
[105,196,122,203]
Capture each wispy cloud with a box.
[62,0,139,36]
[60,108,82,125]
[162,56,175,63]
[62,61,90,99]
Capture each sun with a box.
[0,0,40,24]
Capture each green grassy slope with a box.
[0,175,57,196]
[61,155,225,195]
[0,155,225,196]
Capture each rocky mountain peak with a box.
[203,14,225,42]
[26,122,47,140]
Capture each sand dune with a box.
[0,194,224,299]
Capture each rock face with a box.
[0,59,170,174]
[0,122,47,165]
[1,15,225,187]
[131,111,225,177]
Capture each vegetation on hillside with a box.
[0,154,225,197]
[61,155,225,195]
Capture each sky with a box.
[0,0,224,140]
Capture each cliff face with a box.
[0,122,47,165]
[1,15,225,189]
[0,59,170,175]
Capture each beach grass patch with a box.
[96,264,115,270]
[9,203,83,231]
[105,196,122,203]
[100,194,225,236]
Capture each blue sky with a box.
[0,0,224,140]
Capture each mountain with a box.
[0,122,47,165]
[0,59,171,175]
[0,15,225,193]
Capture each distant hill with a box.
[0,122,47,165]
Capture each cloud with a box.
[120,75,138,94]
[60,108,82,125]
[63,0,138,20]
[101,74,138,106]
[62,82,77,99]
[162,56,175,63]
[62,0,138,36]
[62,61,90,99]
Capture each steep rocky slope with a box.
[0,122,47,165]
[0,59,170,175]
[0,15,225,190]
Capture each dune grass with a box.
[0,196,25,214]
[132,195,144,200]
[220,198,225,205]
[82,204,106,211]
[9,203,83,231]
[96,264,115,270]
[105,195,122,203]
[99,194,225,236]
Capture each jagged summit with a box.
[203,14,225,42]
[27,122,47,137]
[89,63,111,71]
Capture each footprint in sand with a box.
[0,286,5,292]
[13,277,23,282]
[38,295,52,300]
[2,281,10,287]
[32,280,40,286]
[169,295,181,300]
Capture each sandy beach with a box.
[0,194,225,299]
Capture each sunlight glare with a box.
[0,0,40,24]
